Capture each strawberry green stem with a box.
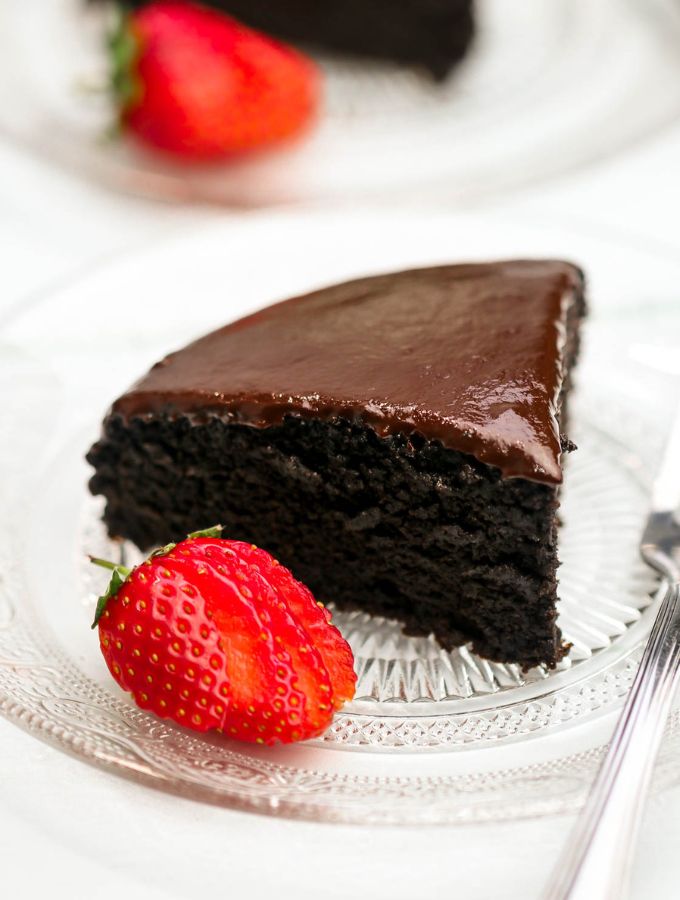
[188,525,224,539]
[89,556,131,577]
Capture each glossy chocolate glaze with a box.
[113,261,584,484]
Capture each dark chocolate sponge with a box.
[87,261,586,669]
[121,0,475,80]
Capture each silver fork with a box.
[544,395,680,900]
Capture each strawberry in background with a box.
[109,0,320,160]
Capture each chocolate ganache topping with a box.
[112,261,584,484]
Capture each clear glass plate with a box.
[1,0,680,205]
[86,403,657,751]
[1,210,679,823]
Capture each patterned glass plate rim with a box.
[0,342,673,825]
[1,0,680,206]
[1,211,680,824]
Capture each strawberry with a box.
[91,527,356,744]
[109,1,320,160]
[230,542,356,711]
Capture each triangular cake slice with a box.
[88,261,586,668]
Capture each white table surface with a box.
[2,112,680,900]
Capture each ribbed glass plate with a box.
[1,0,680,205]
[85,400,657,750]
[0,346,669,822]
[1,211,679,823]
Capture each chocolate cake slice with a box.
[87,261,585,669]
[123,0,474,80]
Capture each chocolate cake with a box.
[124,0,475,80]
[87,261,586,669]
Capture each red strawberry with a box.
[91,527,356,744]
[229,541,356,710]
[109,1,320,160]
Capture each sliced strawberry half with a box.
[165,538,338,742]
[218,541,357,710]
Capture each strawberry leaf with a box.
[108,7,142,117]
[91,563,130,629]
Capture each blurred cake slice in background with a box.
[123,0,475,79]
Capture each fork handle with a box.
[544,580,680,900]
